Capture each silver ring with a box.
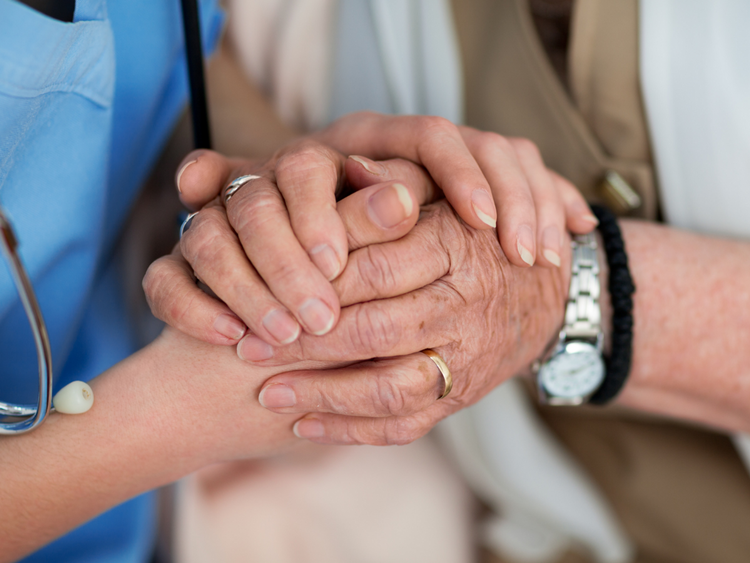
[179,211,199,239]
[224,174,262,204]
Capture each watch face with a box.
[539,342,605,399]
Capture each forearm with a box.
[0,344,186,561]
[611,220,750,432]
[207,38,298,158]
[0,330,301,561]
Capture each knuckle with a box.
[230,185,284,234]
[142,259,177,317]
[371,365,430,417]
[356,245,398,297]
[427,203,467,256]
[142,258,168,302]
[416,115,458,139]
[510,137,541,160]
[165,287,198,328]
[142,258,196,325]
[275,144,338,186]
[382,417,425,446]
[347,303,401,355]
[371,373,409,417]
[474,131,510,159]
[338,421,378,446]
[181,208,230,264]
[265,255,308,288]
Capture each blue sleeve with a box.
[0,0,223,562]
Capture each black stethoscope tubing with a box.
[180,0,212,150]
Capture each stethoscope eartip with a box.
[52,381,94,415]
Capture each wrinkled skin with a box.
[254,200,571,445]
[144,115,594,350]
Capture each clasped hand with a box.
[144,112,595,446]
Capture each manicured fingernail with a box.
[214,314,246,341]
[310,244,341,281]
[517,226,535,266]
[543,249,561,267]
[349,155,386,176]
[237,335,274,362]
[582,213,599,225]
[542,226,561,267]
[367,183,413,228]
[293,418,325,439]
[471,190,497,228]
[262,309,300,345]
[259,384,297,409]
[176,160,197,193]
[298,298,335,335]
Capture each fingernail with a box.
[543,249,561,267]
[293,418,325,439]
[298,298,335,335]
[262,309,301,345]
[582,213,599,225]
[176,160,197,193]
[542,226,561,267]
[259,384,297,409]
[471,190,497,228]
[367,183,413,228]
[214,314,246,341]
[237,335,274,362]
[349,155,386,176]
[517,226,536,266]
[310,244,342,281]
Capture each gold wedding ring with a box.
[224,174,262,204]
[421,349,453,400]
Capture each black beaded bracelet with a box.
[588,205,635,405]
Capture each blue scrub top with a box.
[0,0,223,560]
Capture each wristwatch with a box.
[535,233,605,405]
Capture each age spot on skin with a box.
[419,321,425,330]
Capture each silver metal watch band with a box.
[564,233,601,341]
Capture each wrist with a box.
[513,233,573,373]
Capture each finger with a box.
[508,138,565,268]
[180,204,302,348]
[274,142,349,281]
[143,247,247,346]
[550,171,599,234]
[462,130,537,267]
[227,174,341,338]
[333,207,451,306]
[237,278,458,364]
[319,112,498,230]
[258,353,445,417]
[175,150,246,210]
[290,404,451,446]
[345,155,438,204]
[337,181,419,252]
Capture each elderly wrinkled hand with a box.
[250,195,575,445]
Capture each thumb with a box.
[175,150,246,210]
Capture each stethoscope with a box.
[0,0,211,435]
